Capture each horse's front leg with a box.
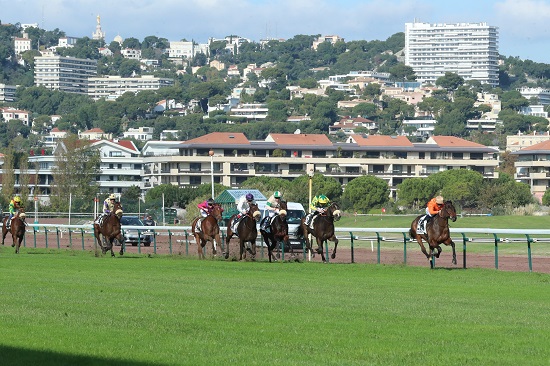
[330,235,339,260]
[194,234,204,259]
[317,238,327,263]
[416,236,430,260]
[444,239,457,265]
[239,240,245,260]
[224,232,234,259]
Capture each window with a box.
[109,151,123,157]
[190,176,201,185]
[190,163,201,171]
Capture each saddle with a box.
[416,215,429,235]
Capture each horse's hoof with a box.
[316,247,322,254]
[331,254,336,259]
[11,244,15,247]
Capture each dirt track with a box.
[5,218,549,273]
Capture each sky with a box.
[3,0,550,63]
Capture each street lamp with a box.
[209,149,215,199]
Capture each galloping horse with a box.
[93,202,124,257]
[298,202,341,262]
[191,203,223,259]
[260,200,293,262]
[409,200,458,268]
[225,203,261,260]
[2,208,27,254]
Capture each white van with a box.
[256,201,306,248]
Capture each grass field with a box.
[1,248,549,365]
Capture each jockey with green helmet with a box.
[305,194,330,227]
[7,196,23,229]
[260,191,283,232]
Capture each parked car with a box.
[120,215,153,246]
[256,201,306,250]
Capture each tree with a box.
[287,173,342,207]
[428,169,484,208]
[435,72,464,92]
[341,175,389,213]
[50,134,101,212]
[389,64,416,82]
[240,176,291,198]
[397,178,440,209]
[1,147,15,202]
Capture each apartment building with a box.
[34,55,97,95]
[141,132,499,199]
[1,107,31,126]
[23,139,143,201]
[87,75,174,100]
[405,22,499,86]
[14,36,31,55]
[517,87,550,105]
[507,131,550,152]
[512,139,550,201]
[0,84,17,102]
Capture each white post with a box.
[209,149,215,199]
[162,193,165,225]
[68,193,72,225]
[307,169,314,261]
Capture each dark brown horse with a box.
[2,208,27,254]
[191,203,223,259]
[225,203,261,260]
[260,200,293,262]
[298,202,341,262]
[93,202,124,257]
[409,200,457,268]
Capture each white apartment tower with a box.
[34,55,97,95]
[405,22,499,86]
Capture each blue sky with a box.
[3,0,550,63]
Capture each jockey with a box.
[418,195,444,233]
[96,193,116,224]
[7,196,23,229]
[232,193,256,231]
[236,193,255,220]
[198,198,215,217]
[196,198,215,232]
[304,194,330,227]
[261,191,283,232]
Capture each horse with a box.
[409,200,458,268]
[225,203,261,260]
[2,208,27,254]
[297,202,341,263]
[260,200,293,262]
[191,203,224,259]
[93,202,124,257]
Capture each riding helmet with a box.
[273,191,281,198]
[246,193,254,201]
[435,196,444,204]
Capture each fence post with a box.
[44,226,48,249]
[152,230,157,254]
[137,229,141,255]
[492,233,499,270]
[375,232,382,264]
[525,234,533,272]
[56,228,61,249]
[80,229,85,251]
[401,232,408,265]
[184,230,189,256]
[460,232,468,269]
[168,230,172,255]
[349,231,355,263]
[33,227,37,248]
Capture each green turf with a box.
[0,249,549,365]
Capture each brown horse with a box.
[225,203,261,260]
[93,202,124,257]
[2,208,27,254]
[260,200,293,262]
[298,202,341,262]
[409,200,457,268]
[191,203,224,259]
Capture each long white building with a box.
[87,75,174,101]
[405,22,499,86]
